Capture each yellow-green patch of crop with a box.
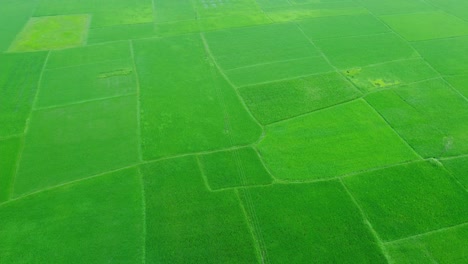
[141,157,258,263]
[413,36,468,75]
[381,12,468,41]
[238,181,387,263]
[441,156,468,190]
[0,137,21,202]
[365,79,468,158]
[0,168,144,263]
[257,99,419,180]
[343,161,468,241]
[314,33,418,69]
[239,72,360,124]
[0,52,47,138]
[197,147,273,190]
[14,96,139,197]
[9,15,90,52]
[386,224,468,263]
[133,35,261,160]
[343,58,438,93]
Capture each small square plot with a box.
[343,161,468,241]
[9,15,90,52]
[197,147,273,190]
[381,12,468,41]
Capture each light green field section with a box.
[14,96,139,196]
[0,138,21,202]
[204,23,318,70]
[0,52,47,138]
[343,161,468,241]
[0,0,38,51]
[298,14,389,39]
[366,79,468,158]
[134,35,261,160]
[380,12,468,41]
[413,36,468,75]
[343,58,439,93]
[445,75,468,98]
[88,23,155,44]
[255,0,290,9]
[315,33,418,69]
[197,147,273,190]
[0,168,144,263]
[239,72,361,124]
[427,0,468,21]
[357,0,435,15]
[37,42,137,108]
[9,15,89,52]
[441,156,468,190]
[386,224,468,264]
[238,181,387,263]
[264,2,368,22]
[257,99,419,180]
[142,157,258,263]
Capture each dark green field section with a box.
[0,168,144,263]
[1,0,468,263]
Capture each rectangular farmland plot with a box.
[0,168,144,263]
[141,157,258,263]
[342,161,468,241]
[0,0,38,52]
[365,79,468,158]
[197,147,273,190]
[314,33,418,69]
[0,52,47,138]
[239,72,361,124]
[133,35,262,160]
[238,181,387,263]
[358,0,435,15]
[257,99,419,180]
[14,95,139,197]
[445,75,468,98]
[441,156,468,190]
[0,137,21,202]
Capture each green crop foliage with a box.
[14,96,139,196]
[198,147,273,190]
[133,35,261,160]
[445,75,468,98]
[358,0,435,15]
[441,156,468,190]
[0,168,144,263]
[141,157,258,263]
[9,15,90,52]
[315,33,418,69]
[0,52,47,138]
[343,161,468,241]
[0,0,38,51]
[343,58,439,93]
[239,72,361,124]
[238,181,387,263]
[386,224,468,263]
[88,23,156,44]
[298,14,389,40]
[257,99,419,180]
[366,79,468,158]
[0,137,21,202]
[413,36,468,75]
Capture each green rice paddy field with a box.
[1,0,468,263]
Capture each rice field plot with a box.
[314,33,418,69]
[239,72,361,124]
[0,137,21,202]
[0,0,38,52]
[257,99,419,180]
[357,0,435,15]
[365,79,468,158]
[426,0,468,21]
[0,52,47,138]
[380,12,468,42]
[386,224,468,263]
[342,161,468,241]
[36,42,137,108]
[197,147,273,190]
[141,157,258,263]
[14,96,139,197]
[133,35,261,160]
[237,181,387,263]
[343,58,439,93]
[412,36,468,75]
[445,75,468,98]
[441,156,468,190]
[0,168,144,263]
